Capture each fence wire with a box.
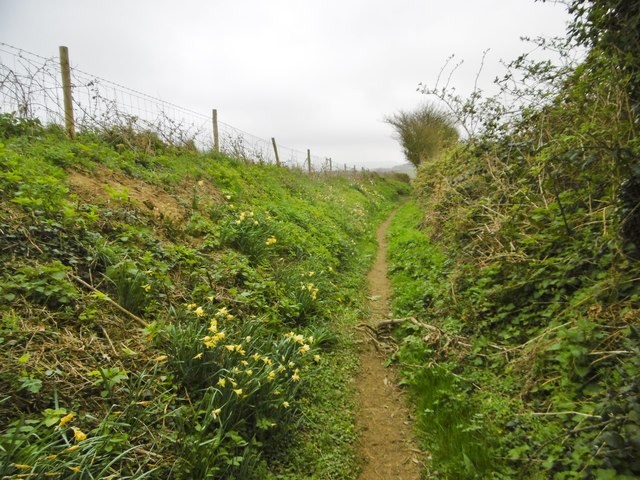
[0,42,336,172]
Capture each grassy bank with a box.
[0,119,409,479]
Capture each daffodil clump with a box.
[152,299,324,475]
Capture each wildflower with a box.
[233,388,243,397]
[236,345,246,355]
[186,303,197,311]
[153,355,168,362]
[282,401,290,408]
[230,378,238,387]
[194,306,205,317]
[293,334,304,344]
[313,354,321,363]
[68,466,82,473]
[13,464,31,470]
[241,360,249,366]
[231,367,240,375]
[292,369,300,382]
[208,319,218,332]
[73,427,87,442]
[206,295,215,302]
[64,445,80,453]
[224,344,235,352]
[265,236,277,246]
[278,365,286,373]
[268,371,276,381]
[252,353,261,361]
[193,352,204,360]
[212,407,222,419]
[215,307,229,317]
[217,378,226,387]
[141,284,151,292]
[288,361,295,368]
[262,357,273,366]
[299,344,310,355]
[58,412,74,427]
[245,369,253,376]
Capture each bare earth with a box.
[356,212,423,479]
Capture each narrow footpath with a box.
[356,212,423,479]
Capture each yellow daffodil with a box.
[141,284,151,292]
[299,344,310,355]
[193,352,204,360]
[194,306,205,317]
[217,378,226,387]
[282,401,290,408]
[245,369,253,376]
[64,445,80,453]
[186,303,196,310]
[233,388,243,397]
[46,454,58,460]
[72,427,87,442]
[58,412,74,427]
[241,360,249,366]
[313,354,321,363]
[212,407,222,419]
[265,236,277,246]
[68,466,81,473]
[292,369,300,382]
[252,353,261,361]
[268,371,276,381]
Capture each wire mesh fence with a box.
[0,42,338,172]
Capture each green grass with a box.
[0,120,409,479]
[387,201,500,479]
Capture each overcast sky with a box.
[1,1,571,168]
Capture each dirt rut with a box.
[356,212,423,479]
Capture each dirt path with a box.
[356,212,423,479]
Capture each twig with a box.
[71,275,148,328]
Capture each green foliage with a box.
[0,125,406,478]
[0,113,43,138]
[387,3,640,478]
[385,103,459,167]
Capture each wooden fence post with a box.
[58,46,75,139]
[271,137,281,166]
[212,109,220,153]
[307,149,311,174]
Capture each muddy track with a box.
[356,211,423,479]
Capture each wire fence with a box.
[0,42,340,172]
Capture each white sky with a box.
[0,1,571,169]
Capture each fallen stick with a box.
[72,275,149,328]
